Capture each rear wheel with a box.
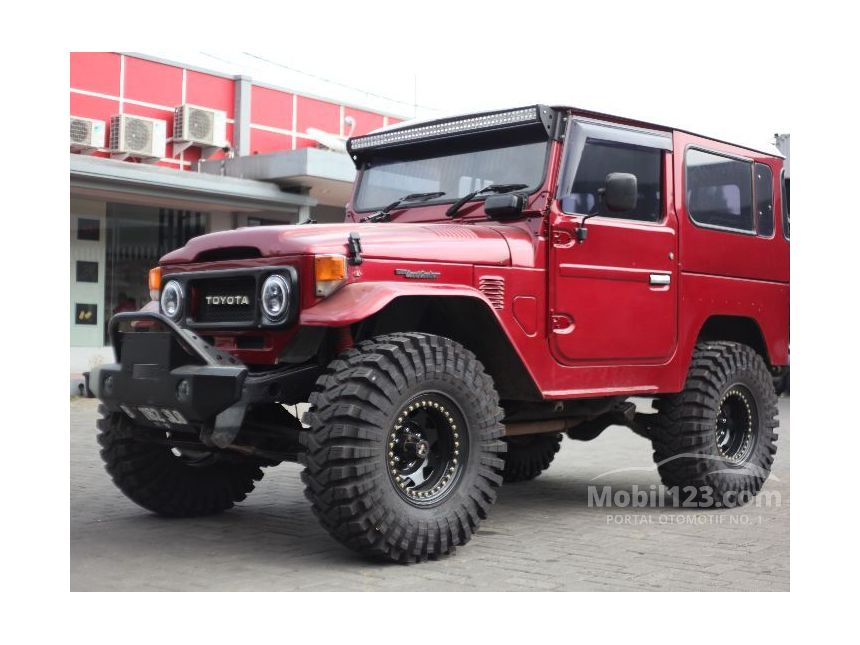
[97,406,263,517]
[650,342,778,507]
[502,433,562,482]
[300,333,505,563]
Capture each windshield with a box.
[354,132,549,212]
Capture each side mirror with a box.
[484,193,526,220]
[603,172,638,212]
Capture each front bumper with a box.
[91,312,320,447]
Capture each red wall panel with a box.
[294,136,318,150]
[71,54,401,170]
[295,96,341,135]
[251,85,293,129]
[70,52,121,96]
[186,71,234,118]
[124,57,183,106]
[70,93,119,131]
[250,128,292,155]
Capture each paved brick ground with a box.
[71,397,789,591]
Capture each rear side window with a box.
[755,163,774,236]
[566,141,663,222]
[686,149,753,232]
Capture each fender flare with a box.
[299,282,542,399]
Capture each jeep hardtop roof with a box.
[355,104,783,160]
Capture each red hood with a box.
[161,222,535,267]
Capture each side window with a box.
[755,163,774,236]
[781,169,790,239]
[686,149,754,232]
[566,141,662,222]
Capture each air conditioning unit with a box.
[108,114,167,161]
[172,104,227,153]
[70,116,105,153]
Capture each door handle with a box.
[649,273,671,286]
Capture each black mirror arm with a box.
[576,188,605,243]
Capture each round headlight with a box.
[160,280,184,320]
[261,274,290,321]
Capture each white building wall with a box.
[70,198,111,378]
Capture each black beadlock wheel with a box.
[96,405,264,517]
[300,333,506,563]
[502,433,563,483]
[650,342,779,508]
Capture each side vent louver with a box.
[479,276,505,310]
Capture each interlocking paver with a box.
[71,397,789,591]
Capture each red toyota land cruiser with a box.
[90,105,789,563]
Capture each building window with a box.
[755,163,774,237]
[77,217,101,241]
[564,141,662,222]
[686,149,753,233]
[76,260,99,283]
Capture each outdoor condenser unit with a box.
[172,104,227,156]
[70,116,106,153]
[108,114,167,161]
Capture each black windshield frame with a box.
[352,128,553,214]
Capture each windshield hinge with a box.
[348,232,363,265]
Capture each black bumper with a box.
[91,312,320,447]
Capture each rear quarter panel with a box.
[673,131,790,367]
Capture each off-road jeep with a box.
[90,105,789,563]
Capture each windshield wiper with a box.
[445,183,529,218]
[361,191,447,223]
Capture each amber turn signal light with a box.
[314,254,347,297]
[148,266,162,301]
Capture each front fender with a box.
[299,282,496,327]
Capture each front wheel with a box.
[300,333,506,563]
[97,406,264,517]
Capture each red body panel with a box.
[157,109,789,400]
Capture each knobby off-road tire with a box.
[650,342,778,508]
[97,405,264,517]
[300,333,506,563]
[502,433,563,483]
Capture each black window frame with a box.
[557,119,672,225]
[754,162,775,238]
[684,146,756,236]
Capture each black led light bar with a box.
[346,105,556,157]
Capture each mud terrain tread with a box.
[300,333,505,563]
[502,433,563,483]
[97,405,263,517]
[650,342,778,506]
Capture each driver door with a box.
[549,121,678,365]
